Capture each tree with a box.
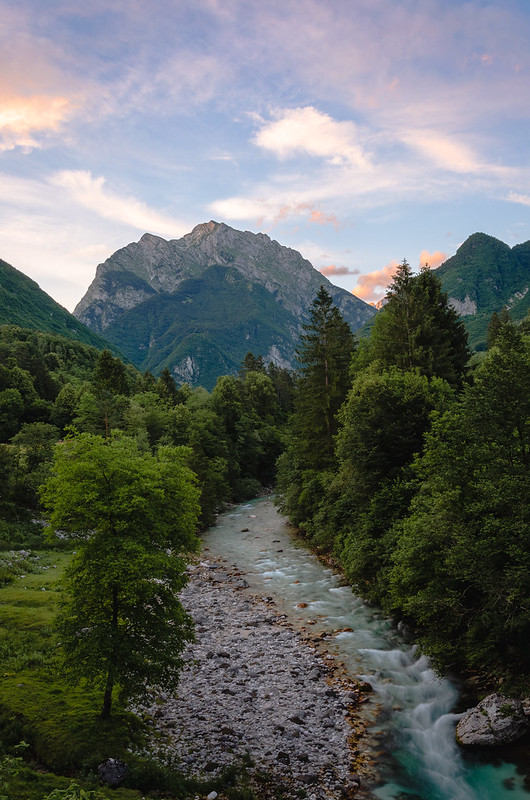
[370,262,470,387]
[293,286,356,469]
[41,432,200,717]
[275,287,355,532]
[93,350,128,396]
[333,367,454,597]
[156,367,179,406]
[388,325,530,677]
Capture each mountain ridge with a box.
[74,221,376,387]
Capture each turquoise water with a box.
[202,498,530,800]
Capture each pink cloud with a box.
[308,209,341,230]
[0,94,75,151]
[268,202,341,230]
[352,261,399,303]
[419,249,447,269]
[319,264,360,277]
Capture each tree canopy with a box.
[41,432,200,717]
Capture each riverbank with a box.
[138,556,371,800]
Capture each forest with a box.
[0,262,529,799]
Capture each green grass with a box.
[0,533,257,799]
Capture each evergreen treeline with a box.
[277,263,530,690]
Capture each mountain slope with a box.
[0,258,112,349]
[436,233,530,348]
[74,221,376,387]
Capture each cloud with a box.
[0,94,76,151]
[351,261,399,303]
[507,191,530,207]
[318,264,359,277]
[308,209,341,230]
[50,170,189,238]
[401,130,484,174]
[253,106,371,169]
[419,249,447,269]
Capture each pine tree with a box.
[293,286,356,468]
[371,262,470,387]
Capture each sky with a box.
[1,0,530,312]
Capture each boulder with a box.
[97,757,128,787]
[456,693,529,746]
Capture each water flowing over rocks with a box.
[138,559,367,799]
[456,693,529,746]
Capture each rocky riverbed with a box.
[139,556,371,800]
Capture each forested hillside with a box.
[277,263,530,691]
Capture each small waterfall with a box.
[358,647,477,800]
[205,499,530,800]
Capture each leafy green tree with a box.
[73,389,128,437]
[10,422,60,507]
[124,391,172,449]
[332,367,454,597]
[370,262,470,387]
[41,432,200,717]
[239,352,265,377]
[0,388,24,442]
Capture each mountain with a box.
[436,232,530,348]
[74,221,376,388]
[0,258,112,349]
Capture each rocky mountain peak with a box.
[72,221,376,386]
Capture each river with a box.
[202,497,530,800]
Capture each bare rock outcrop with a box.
[456,693,529,746]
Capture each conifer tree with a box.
[276,288,355,530]
[293,286,356,469]
[371,262,470,387]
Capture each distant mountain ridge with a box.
[436,232,530,348]
[0,258,112,350]
[74,221,376,387]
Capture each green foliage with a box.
[435,232,530,349]
[276,288,355,529]
[41,432,200,717]
[370,261,470,387]
[103,265,302,391]
[388,324,530,679]
[293,286,356,469]
[0,261,110,349]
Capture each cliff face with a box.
[74,221,376,387]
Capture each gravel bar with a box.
[139,558,371,800]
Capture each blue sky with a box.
[1,0,530,310]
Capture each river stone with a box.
[456,693,529,746]
[97,757,127,787]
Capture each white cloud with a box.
[50,170,189,238]
[254,106,371,169]
[507,191,530,207]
